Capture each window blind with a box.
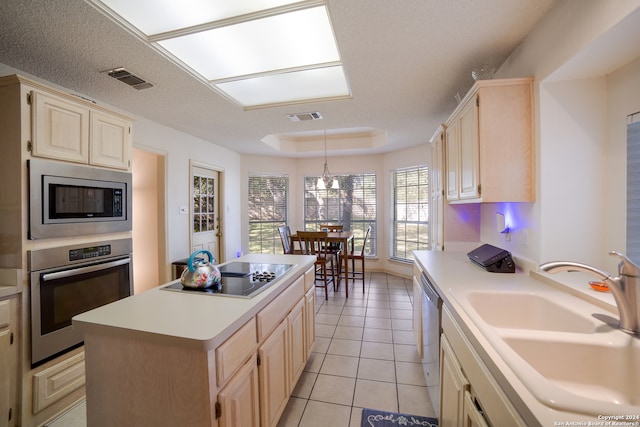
[627,114,640,263]
[248,174,288,254]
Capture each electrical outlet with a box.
[522,228,529,246]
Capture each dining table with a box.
[290,231,354,297]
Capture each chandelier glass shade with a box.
[317,131,339,190]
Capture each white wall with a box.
[476,1,640,272]
[133,118,243,266]
[242,143,429,277]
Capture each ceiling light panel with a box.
[157,6,338,80]
[216,66,349,107]
[96,0,300,35]
[90,0,351,108]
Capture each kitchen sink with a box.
[503,335,640,411]
[453,287,640,416]
[466,291,597,333]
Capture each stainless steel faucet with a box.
[540,251,640,334]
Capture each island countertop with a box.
[73,253,316,351]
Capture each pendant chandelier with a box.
[317,130,339,190]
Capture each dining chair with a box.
[318,224,344,273]
[278,226,298,254]
[294,231,336,300]
[339,225,371,293]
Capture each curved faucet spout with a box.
[539,254,640,335]
[539,261,612,282]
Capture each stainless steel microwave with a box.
[28,159,132,239]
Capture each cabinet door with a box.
[462,390,489,427]
[304,287,316,356]
[458,97,480,200]
[258,321,289,427]
[0,297,18,427]
[440,335,469,427]
[90,111,132,170]
[444,120,459,201]
[412,277,423,359]
[218,355,260,427]
[31,91,89,163]
[288,299,306,389]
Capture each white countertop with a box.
[73,254,316,351]
[413,249,637,426]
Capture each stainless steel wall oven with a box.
[28,159,132,239]
[29,238,133,366]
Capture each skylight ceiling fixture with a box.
[91,0,351,108]
[317,130,339,190]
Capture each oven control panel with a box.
[69,244,112,261]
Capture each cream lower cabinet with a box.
[304,286,316,355]
[258,298,305,427]
[0,295,19,427]
[218,355,260,427]
[441,306,525,427]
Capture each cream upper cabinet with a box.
[430,130,445,250]
[31,91,90,164]
[90,111,132,170]
[444,77,534,203]
[30,89,132,170]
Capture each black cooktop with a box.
[161,262,294,298]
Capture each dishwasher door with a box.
[421,271,442,417]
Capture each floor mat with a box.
[361,408,438,427]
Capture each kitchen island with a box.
[73,253,316,427]
[414,249,639,426]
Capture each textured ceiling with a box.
[0,0,557,158]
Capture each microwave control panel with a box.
[69,244,112,261]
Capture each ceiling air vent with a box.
[287,112,323,122]
[104,67,153,90]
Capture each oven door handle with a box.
[40,257,131,282]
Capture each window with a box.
[248,174,288,254]
[304,173,376,257]
[392,166,429,262]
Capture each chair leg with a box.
[361,257,365,292]
[323,264,329,300]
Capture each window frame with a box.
[248,173,289,254]
[391,165,430,262]
[303,172,377,257]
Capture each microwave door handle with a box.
[40,257,130,282]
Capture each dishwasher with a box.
[421,270,442,417]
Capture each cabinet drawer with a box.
[257,276,304,342]
[33,352,85,413]
[0,299,9,328]
[216,317,257,387]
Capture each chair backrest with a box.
[359,226,372,256]
[319,224,343,232]
[295,231,329,255]
[278,226,293,254]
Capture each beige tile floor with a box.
[50,272,435,427]
[277,271,436,427]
